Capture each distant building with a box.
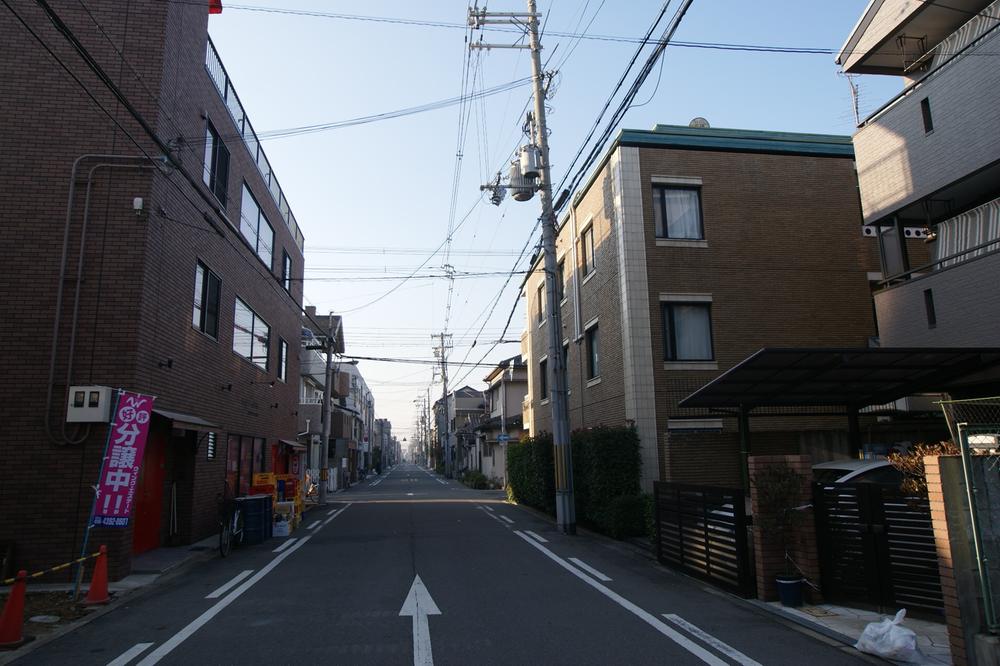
[523,124,879,491]
[0,1,305,577]
[838,0,1000,350]
[433,386,485,474]
[474,355,529,486]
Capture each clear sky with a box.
[207,0,900,445]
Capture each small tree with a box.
[887,441,959,494]
[753,464,807,577]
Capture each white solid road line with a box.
[513,531,727,666]
[327,507,339,516]
[568,557,612,582]
[106,642,154,666]
[663,614,763,666]
[322,504,351,526]
[307,520,321,530]
[272,538,298,554]
[499,515,515,524]
[204,569,254,599]
[483,506,495,512]
[524,530,548,543]
[137,505,352,665]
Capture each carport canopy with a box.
[679,348,1000,410]
[677,347,1000,489]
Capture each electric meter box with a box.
[67,385,114,423]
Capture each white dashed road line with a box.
[524,530,548,543]
[272,538,298,554]
[306,520,321,530]
[568,557,612,582]
[499,515,515,524]
[513,531,727,666]
[205,570,254,599]
[106,642,154,666]
[663,614,762,666]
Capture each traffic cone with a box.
[0,570,27,648]
[84,546,110,605]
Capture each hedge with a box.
[506,426,643,539]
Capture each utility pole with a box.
[433,333,453,477]
[319,313,334,505]
[470,0,576,533]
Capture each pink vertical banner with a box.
[92,391,155,528]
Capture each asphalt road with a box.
[17,463,871,665]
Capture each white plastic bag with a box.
[854,609,924,663]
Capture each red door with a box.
[132,431,167,554]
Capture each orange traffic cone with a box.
[0,570,27,648]
[84,546,110,605]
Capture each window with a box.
[924,289,936,328]
[536,283,544,324]
[557,259,566,302]
[240,183,275,268]
[277,338,288,381]
[281,251,292,292]
[663,302,714,361]
[562,341,569,370]
[920,98,934,133]
[581,225,596,277]
[192,261,221,338]
[203,122,230,206]
[539,358,548,401]
[653,185,703,239]
[585,324,600,379]
[233,297,270,370]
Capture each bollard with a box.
[0,570,27,648]
[83,545,109,606]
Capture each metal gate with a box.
[813,482,943,617]
[653,482,755,597]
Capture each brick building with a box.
[523,123,881,491]
[0,1,306,577]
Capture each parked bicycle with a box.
[217,481,244,558]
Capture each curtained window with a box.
[663,302,713,361]
[653,186,703,240]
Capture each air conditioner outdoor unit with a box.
[67,385,114,423]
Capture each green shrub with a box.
[506,433,555,514]
[602,494,648,539]
[461,470,489,489]
[642,493,655,541]
[571,426,641,533]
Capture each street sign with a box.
[497,433,510,443]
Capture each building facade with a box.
[523,124,880,491]
[0,0,307,577]
[838,0,1000,351]
[474,355,529,486]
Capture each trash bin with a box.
[237,494,273,545]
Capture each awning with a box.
[679,348,1000,410]
[153,408,219,432]
[280,439,307,450]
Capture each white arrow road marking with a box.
[513,531,727,666]
[106,642,153,666]
[399,575,441,666]
[663,614,763,666]
[205,570,254,599]
[568,557,612,581]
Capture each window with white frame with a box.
[277,337,288,381]
[233,297,270,370]
[652,185,703,240]
[539,357,548,401]
[536,283,544,324]
[581,224,596,277]
[585,323,600,379]
[662,302,714,361]
[240,183,275,269]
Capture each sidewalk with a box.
[754,601,952,665]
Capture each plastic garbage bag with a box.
[854,609,924,663]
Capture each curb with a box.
[0,546,219,665]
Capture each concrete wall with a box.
[853,28,1000,223]
[874,250,1000,346]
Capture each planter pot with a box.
[775,575,804,607]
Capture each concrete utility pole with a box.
[433,333,453,477]
[319,312,334,505]
[470,0,576,533]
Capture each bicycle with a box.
[218,482,244,558]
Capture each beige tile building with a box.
[522,123,881,491]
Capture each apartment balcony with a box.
[852,19,1000,226]
[874,197,1000,346]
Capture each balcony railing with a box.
[205,37,305,253]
